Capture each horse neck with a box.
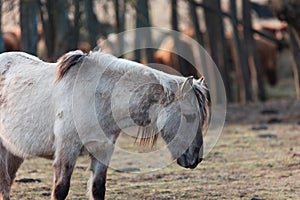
[93,53,184,135]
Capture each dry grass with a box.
[10,100,300,199]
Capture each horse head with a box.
[158,76,209,169]
[129,75,209,169]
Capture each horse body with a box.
[0,52,58,158]
[0,50,209,200]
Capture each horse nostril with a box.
[189,161,199,169]
[189,157,203,169]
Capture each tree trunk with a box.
[171,0,184,75]
[73,0,80,50]
[134,0,154,63]
[188,0,204,45]
[85,0,99,49]
[288,26,300,99]
[114,0,126,56]
[0,0,4,53]
[243,0,266,101]
[53,0,73,58]
[20,0,38,55]
[203,0,232,102]
[171,0,178,31]
[188,0,210,80]
[40,0,77,60]
[40,0,55,60]
[115,0,120,32]
[230,0,252,103]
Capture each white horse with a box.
[0,50,209,200]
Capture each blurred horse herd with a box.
[2,0,300,103]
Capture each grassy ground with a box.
[10,99,300,200]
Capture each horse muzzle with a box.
[176,154,203,169]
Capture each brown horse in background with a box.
[1,26,43,52]
[2,29,21,51]
[154,26,283,88]
[154,35,199,78]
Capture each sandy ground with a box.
[7,99,300,200]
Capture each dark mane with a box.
[56,50,87,81]
[192,80,210,134]
[135,126,159,149]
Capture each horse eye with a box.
[183,113,196,123]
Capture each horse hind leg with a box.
[7,152,23,186]
[0,143,11,200]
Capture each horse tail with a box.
[56,50,88,81]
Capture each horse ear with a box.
[179,76,194,98]
[195,76,205,85]
[194,76,209,102]
[194,76,209,93]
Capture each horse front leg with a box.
[87,133,119,200]
[88,143,116,200]
[89,158,109,200]
[51,142,81,200]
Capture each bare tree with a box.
[85,0,99,48]
[134,0,154,63]
[73,0,80,49]
[288,26,300,99]
[20,0,38,55]
[171,0,178,31]
[40,0,80,60]
[114,0,126,33]
[242,0,266,101]
[203,0,232,101]
[0,0,4,53]
[114,0,126,56]
[53,0,75,58]
[188,0,203,45]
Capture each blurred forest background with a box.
[1,0,300,103]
